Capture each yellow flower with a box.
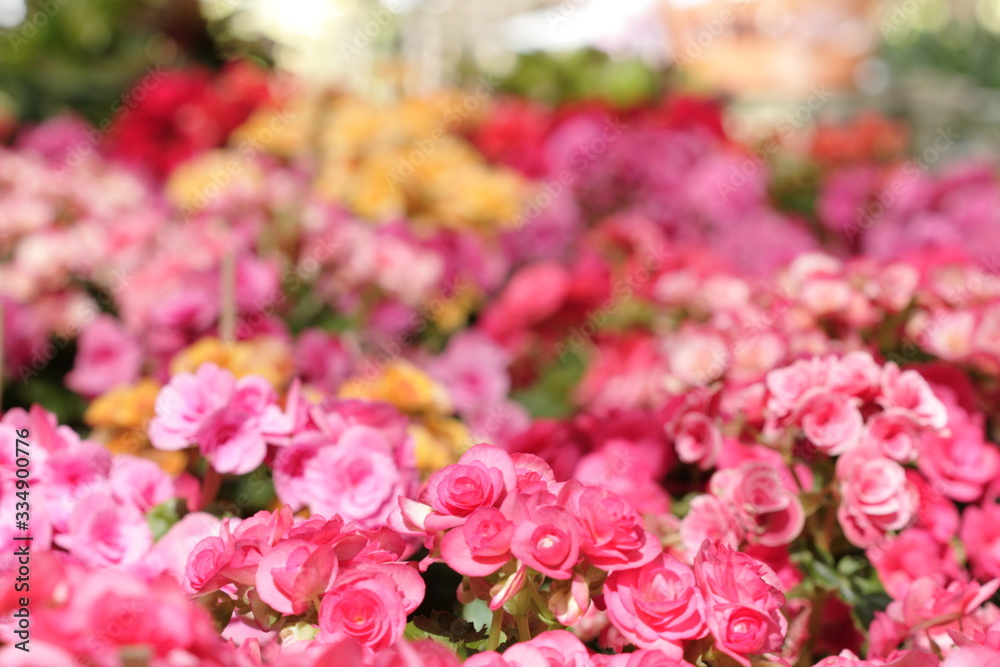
[309,94,528,233]
[85,378,161,430]
[165,149,264,211]
[170,336,294,389]
[409,415,473,474]
[230,97,315,158]
[338,359,451,415]
[84,379,188,475]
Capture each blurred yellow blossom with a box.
[248,92,530,233]
[170,336,294,390]
[84,378,187,475]
[165,149,265,211]
[338,359,450,414]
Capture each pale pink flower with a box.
[66,315,143,397]
[53,491,152,568]
[109,454,173,512]
[878,363,948,431]
[303,427,404,527]
[837,447,919,548]
[149,362,235,451]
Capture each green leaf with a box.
[411,611,487,645]
[147,498,182,541]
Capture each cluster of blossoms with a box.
[149,361,420,525]
[4,62,1000,667]
[0,405,184,572]
[185,506,425,655]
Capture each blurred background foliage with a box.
[1,0,1000,148]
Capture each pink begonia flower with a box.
[303,427,403,527]
[272,432,326,511]
[829,351,883,401]
[713,461,805,547]
[53,491,152,568]
[149,362,236,451]
[837,447,919,548]
[42,437,111,532]
[510,503,581,580]
[150,364,291,474]
[440,506,514,577]
[66,315,143,397]
[796,390,863,456]
[604,553,707,654]
[400,444,517,533]
[942,646,1000,667]
[869,528,962,600]
[428,331,511,417]
[907,470,960,543]
[109,454,173,512]
[917,405,1000,503]
[765,356,834,419]
[592,649,696,666]
[863,410,922,463]
[558,481,662,572]
[671,411,721,470]
[961,503,1000,581]
[548,573,591,626]
[185,508,295,594]
[318,567,424,651]
[680,494,743,556]
[881,576,1000,639]
[502,630,594,667]
[694,541,787,666]
[376,638,463,667]
[573,439,671,515]
[877,363,948,431]
[294,328,354,393]
[255,540,338,615]
[146,512,222,590]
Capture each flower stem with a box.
[487,607,504,651]
[516,613,531,642]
